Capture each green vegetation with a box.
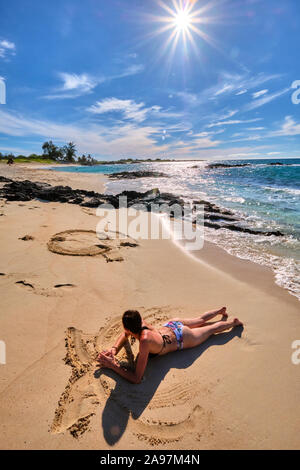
[0,141,79,164]
[0,142,203,165]
[77,154,98,166]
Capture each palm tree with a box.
[42,141,62,161]
[63,142,77,163]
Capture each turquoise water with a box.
[52,158,300,300]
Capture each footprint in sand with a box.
[81,208,97,217]
[51,307,214,444]
[47,229,138,262]
[19,235,34,241]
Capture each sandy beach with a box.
[0,163,299,450]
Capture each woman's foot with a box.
[233,317,243,327]
[219,306,228,320]
[207,306,228,322]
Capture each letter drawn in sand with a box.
[0,340,6,365]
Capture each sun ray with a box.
[188,23,222,52]
[150,0,224,57]
[128,0,225,77]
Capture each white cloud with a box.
[228,134,263,143]
[88,98,149,123]
[172,72,282,113]
[232,132,245,138]
[225,110,238,119]
[174,91,199,106]
[43,65,145,100]
[228,152,261,157]
[236,89,247,96]
[43,73,100,99]
[207,110,238,128]
[211,72,282,99]
[217,110,238,121]
[87,97,182,124]
[244,87,290,111]
[229,116,300,142]
[272,116,300,136]
[207,118,262,128]
[214,84,233,96]
[191,137,222,149]
[59,73,98,92]
[0,40,15,50]
[0,39,16,59]
[0,108,282,160]
[252,89,268,99]
[0,108,170,157]
[120,64,144,77]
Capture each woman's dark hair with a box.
[122,310,142,334]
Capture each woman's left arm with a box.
[97,336,149,384]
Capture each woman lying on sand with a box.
[97,308,243,384]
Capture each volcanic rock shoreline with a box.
[0,177,284,237]
[107,170,168,179]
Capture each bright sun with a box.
[147,0,220,65]
[174,10,191,32]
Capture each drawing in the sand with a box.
[97,308,243,384]
[51,307,243,445]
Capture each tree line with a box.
[0,141,97,166]
[41,141,97,165]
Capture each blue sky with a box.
[0,0,299,160]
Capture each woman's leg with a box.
[182,317,243,349]
[171,307,228,329]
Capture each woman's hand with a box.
[97,351,117,369]
[101,347,117,358]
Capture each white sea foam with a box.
[263,186,300,196]
[104,160,300,301]
[203,226,300,301]
[224,196,245,203]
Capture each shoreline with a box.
[0,164,299,449]
[1,162,299,302]
[0,162,107,193]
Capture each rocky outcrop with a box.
[0,176,13,183]
[107,171,168,179]
[0,178,284,237]
[207,163,250,169]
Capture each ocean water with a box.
[52,158,300,300]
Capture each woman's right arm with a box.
[104,331,129,356]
